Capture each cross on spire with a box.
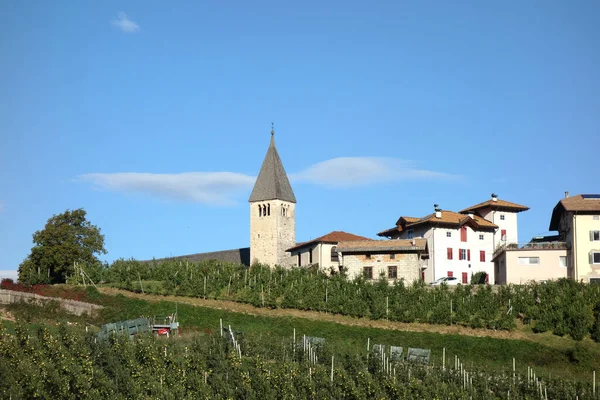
[271,122,275,136]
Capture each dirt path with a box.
[98,287,575,348]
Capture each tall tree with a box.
[18,208,107,284]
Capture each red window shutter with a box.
[462,272,468,284]
[447,271,453,277]
[447,248,453,260]
[461,226,467,242]
[467,249,471,261]
[480,250,485,262]
[458,249,462,260]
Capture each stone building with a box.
[286,231,371,271]
[336,239,428,283]
[248,130,296,267]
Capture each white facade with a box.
[476,209,519,249]
[289,242,340,272]
[397,222,495,284]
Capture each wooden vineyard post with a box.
[386,296,389,320]
[331,355,334,383]
[594,370,596,395]
[203,276,207,299]
[443,348,445,370]
[513,358,515,386]
[220,318,223,337]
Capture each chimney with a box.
[491,193,498,202]
[434,204,442,219]
[565,191,569,198]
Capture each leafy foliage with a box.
[1,320,598,399]
[18,209,106,285]
[77,259,600,342]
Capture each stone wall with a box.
[0,289,103,316]
[250,200,295,267]
[341,252,421,283]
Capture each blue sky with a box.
[1,1,599,280]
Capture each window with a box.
[459,249,466,260]
[407,230,414,239]
[590,231,600,241]
[501,229,507,241]
[480,251,485,262]
[447,248,453,260]
[267,203,270,216]
[258,204,262,217]
[518,257,540,265]
[365,254,372,259]
[559,256,567,268]
[446,232,452,238]
[297,254,301,267]
[500,215,505,221]
[591,252,600,264]
[479,234,484,240]
[460,226,467,242]
[309,249,313,264]
[331,246,338,262]
[388,266,397,279]
[363,266,373,280]
[390,253,396,260]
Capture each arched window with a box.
[331,246,339,262]
[262,204,266,216]
[258,204,262,217]
[267,203,270,216]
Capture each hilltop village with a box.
[170,130,600,286]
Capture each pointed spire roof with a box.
[249,128,296,203]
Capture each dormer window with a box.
[407,229,414,239]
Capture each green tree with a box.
[18,208,107,284]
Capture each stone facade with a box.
[340,252,422,283]
[250,199,296,267]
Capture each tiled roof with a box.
[556,194,600,212]
[145,248,251,266]
[377,227,400,237]
[549,194,600,230]
[286,231,371,252]
[378,210,497,237]
[460,198,529,213]
[337,238,427,252]
[408,210,498,230]
[249,134,296,203]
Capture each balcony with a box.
[493,241,568,257]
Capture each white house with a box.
[378,195,529,284]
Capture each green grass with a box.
[93,292,600,382]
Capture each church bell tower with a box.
[249,127,296,267]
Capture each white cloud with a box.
[112,12,140,33]
[79,172,255,206]
[78,157,461,205]
[290,157,462,187]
